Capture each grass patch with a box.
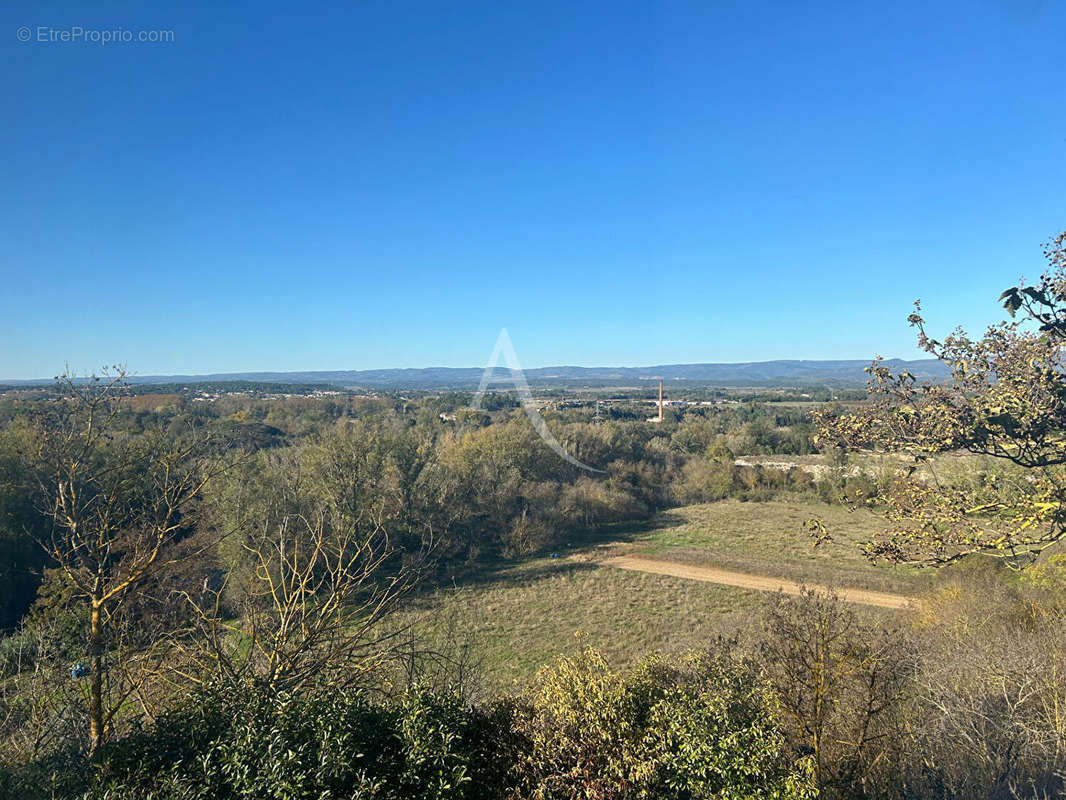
[402,556,764,695]
[402,499,919,693]
[616,500,926,594]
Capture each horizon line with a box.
[0,355,939,385]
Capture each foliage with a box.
[0,425,49,632]
[815,232,1066,566]
[0,652,817,800]
[1,684,510,800]
[509,646,815,799]
[1,355,1005,797]
[898,557,1066,798]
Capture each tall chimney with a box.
[658,379,663,423]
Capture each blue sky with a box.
[1,0,1063,379]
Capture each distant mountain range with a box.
[1,359,951,390]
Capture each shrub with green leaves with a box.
[509,647,816,800]
[2,684,510,800]
[1,651,815,800]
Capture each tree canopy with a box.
[816,232,1066,567]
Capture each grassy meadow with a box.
[617,500,927,594]
[406,499,920,693]
[403,557,762,695]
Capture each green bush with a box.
[509,647,816,800]
[1,652,816,800]
[2,684,511,800]
[678,458,738,503]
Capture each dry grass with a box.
[401,499,919,694]
[402,557,764,695]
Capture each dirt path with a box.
[599,555,913,610]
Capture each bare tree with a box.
[0,611,86,762]
[906,575,1066,798]
[24,369,227,750]
[173,508,422,694]
[759,587,911,798]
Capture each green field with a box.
[617,500,926,594]
[404,558,761,694]
[406,499,919,693]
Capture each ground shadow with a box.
[562,510,688,553]
[410,509,689,602]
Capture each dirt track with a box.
[599,555,913,610]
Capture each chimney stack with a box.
[658,380,663,423]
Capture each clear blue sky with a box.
[1,0,1063,379]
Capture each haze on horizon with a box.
[2,0,1064,380]
[0,354,946,387]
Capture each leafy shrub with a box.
[678,458,737,503]
[1,652,817,800]
[509,647,815,800]
[2,684,511,800]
